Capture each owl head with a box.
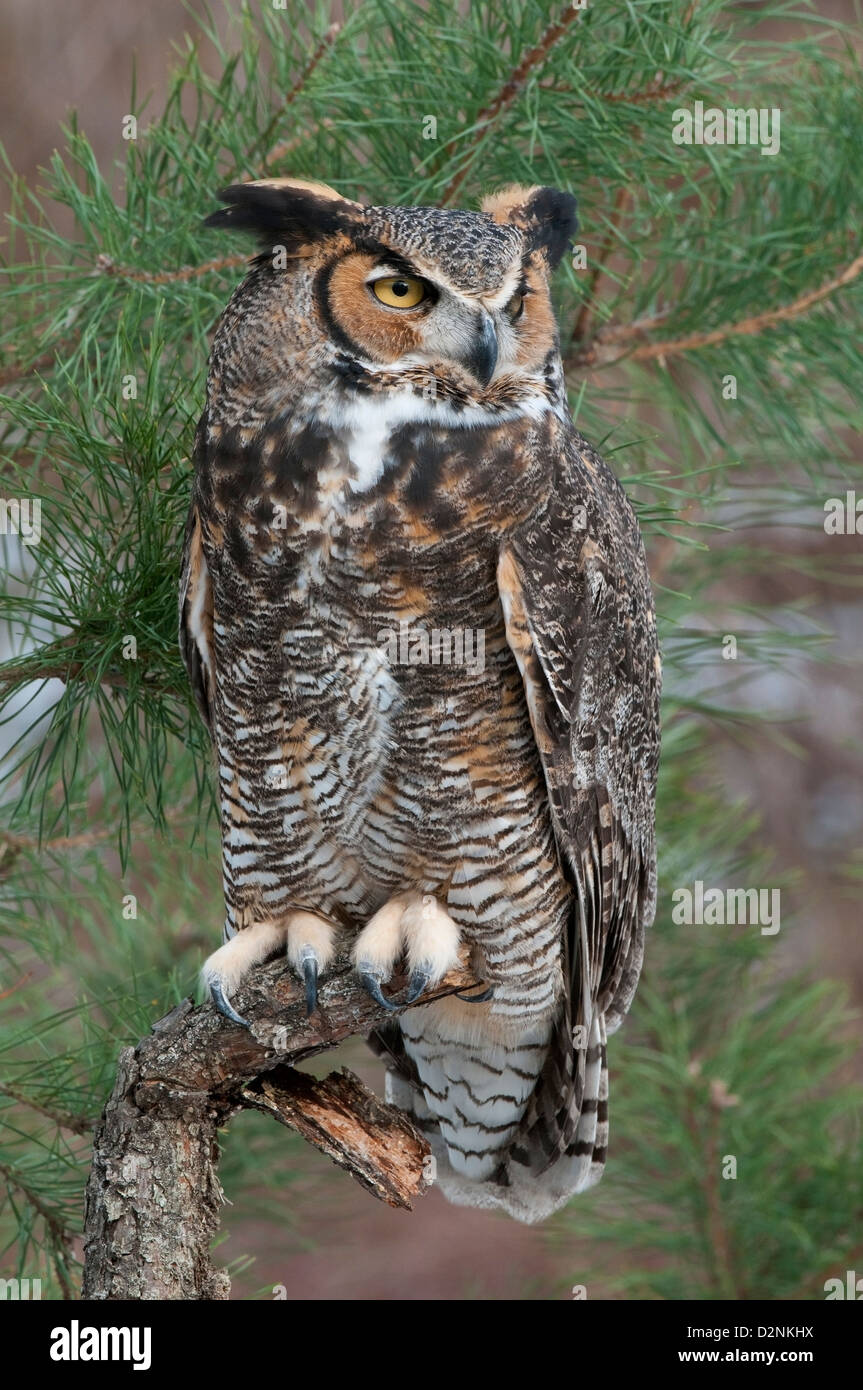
[204,178,576,407]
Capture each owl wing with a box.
[178,500,216,738]
[497,432,660,1168]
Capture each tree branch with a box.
[93,252,248,285]
[0,807,198,890]
[81,949,481,1300]
[264,118,334,173]
[241,1065,430,1209]
[258,22,341,170]
[570,183,631,348]
[0,641,181,694]
[0,1081,95,1137]
[682,1068,741,1300]
[567,251,863,369]
[0,659,124,692]
[440,3,585,205]
[538,76,686,105]
[0,1159,76,1299]
[0,253,249,387]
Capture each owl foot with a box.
[353,892,462,1012]
[202,912,337,1025]
[284,911,337,1016]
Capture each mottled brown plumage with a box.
[179,178,660,1221]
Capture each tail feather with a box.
[376,1009,609,1224]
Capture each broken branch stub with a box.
[82,950,479,1300]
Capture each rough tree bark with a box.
[81,951,479,1300]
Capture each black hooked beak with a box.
[460,310,498,388]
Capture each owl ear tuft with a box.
[204,178,365,250]
[481,184,577,271]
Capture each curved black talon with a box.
[454,985,495,1004]
[360,969,401,1012]
[210,980,249,1027]
[302,955,319,1016]
[405,969,431,1005]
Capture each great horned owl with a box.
[179,178,660,1223]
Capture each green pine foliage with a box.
[1,0,861,1298]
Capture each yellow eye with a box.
[371,275,426,308]
[506,292,525,321]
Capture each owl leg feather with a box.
[403,895,461,1002]
[202,911,337,1025]
[353,894,411,1011]
[352,893,463,1010]
[202,921,290,1026]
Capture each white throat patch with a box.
[324,385,552,493]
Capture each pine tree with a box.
[1,0,861,1299]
